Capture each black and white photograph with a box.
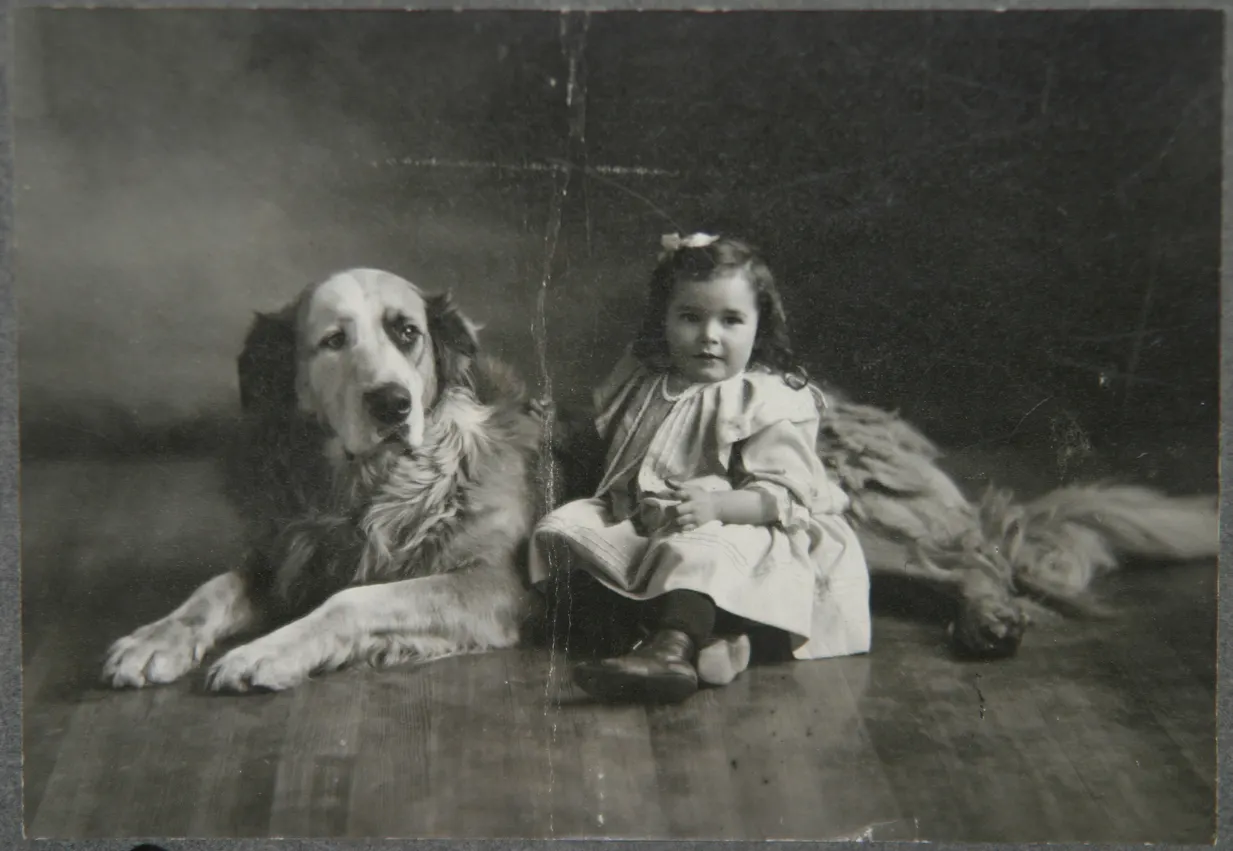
[14,7,1222,842]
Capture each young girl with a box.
[529,233,871,704]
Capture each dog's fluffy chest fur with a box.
[348,390,495,583]
[269,388,517,613]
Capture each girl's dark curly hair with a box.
[630,235,809,389]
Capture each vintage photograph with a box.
[15,7,1221,841]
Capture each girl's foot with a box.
[697,633,752,686]
[573,629,698,704]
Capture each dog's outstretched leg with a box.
[205,566,526,693]
[102,571,262,688]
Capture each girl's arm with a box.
[715,489,780,525]
[670,486,780,531]
[671,417,823,532]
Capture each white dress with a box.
[529,352,872,660]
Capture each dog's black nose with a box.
[364,383,413,426]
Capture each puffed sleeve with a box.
[732,419,828,530]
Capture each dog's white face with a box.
[295,269,441,456]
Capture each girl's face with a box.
[664,270,759,384]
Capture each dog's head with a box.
[238,268,481,457]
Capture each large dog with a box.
[102,268,544,691]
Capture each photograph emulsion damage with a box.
[15,8,1221,842]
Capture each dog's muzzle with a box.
[364,382,414,427]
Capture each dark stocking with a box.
[657,589,716,650]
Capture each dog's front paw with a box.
[205,640,310,693]
[102,618,208,688]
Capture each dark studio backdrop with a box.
[15,9,1222,475]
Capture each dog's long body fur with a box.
[103,269,543,691]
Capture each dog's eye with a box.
[319,331,347,351]
[392,322,421,348]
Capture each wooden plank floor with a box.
[20,456,1216,841]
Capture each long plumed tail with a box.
[981,483,1219,603]
[1036,485,1218,558]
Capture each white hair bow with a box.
[660,232,719,260]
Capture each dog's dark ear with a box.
[238,308,298,416]
[427,292,480,388]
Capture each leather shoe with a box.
[573,628,699,704]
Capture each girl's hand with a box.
[670,485,723,532]
[665,479,781,531]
